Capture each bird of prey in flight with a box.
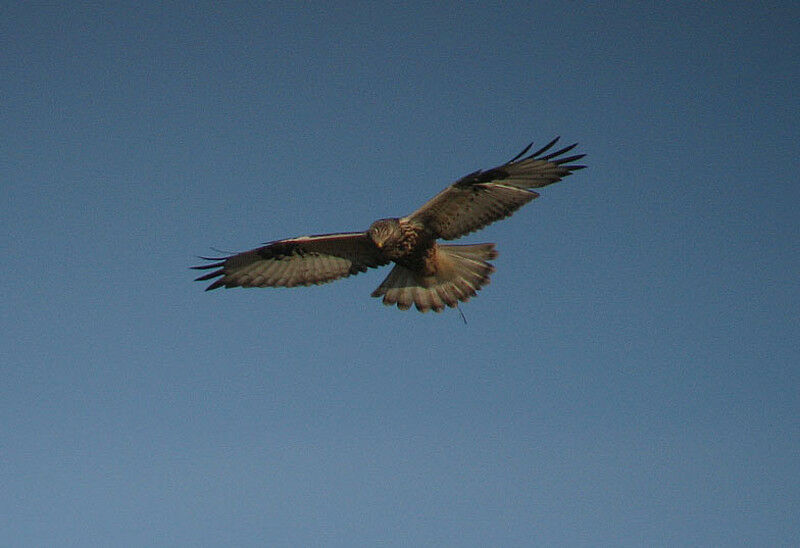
[193,137,585,312]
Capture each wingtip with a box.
[542,142,579,161]
[204,279,226,291]
[508,142,534,163]
[191,255,227,271]
[529,136,561,158]
[194,272,216,282]
[554,153,586,165]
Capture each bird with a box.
[193,137,586,312]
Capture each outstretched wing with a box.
[192,232,388,290]
[405,137,586,240]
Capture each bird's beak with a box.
[375,241,383,249]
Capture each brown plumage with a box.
[193,137,586,312]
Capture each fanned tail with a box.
[371,243,497,312]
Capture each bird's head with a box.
[367,218,400,250]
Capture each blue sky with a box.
[2,2,798,545]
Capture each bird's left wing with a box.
[193,232,388,290]
[404,137,586,240]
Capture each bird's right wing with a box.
[404,137,586,240]
[193,232,388,290]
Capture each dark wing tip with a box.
[191,255,227,269]
[206,280,226,291]
[554,153,586,165]
[191,263,224,271]
[192,255,228,289]
[541,142,579,161]
[194,268,225,282]
[529,136,561,159]
[508,142,534,163]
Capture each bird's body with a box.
[193,137,585,312]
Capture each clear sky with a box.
[2,2,798,546]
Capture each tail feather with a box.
[371,243,497,312]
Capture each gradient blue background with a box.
[2,3,798,545]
